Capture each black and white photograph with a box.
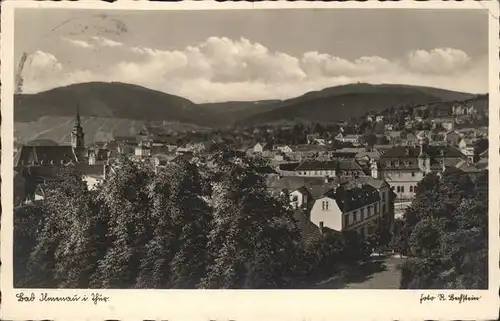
[2,1,498,320]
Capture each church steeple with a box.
[71,104,85,150]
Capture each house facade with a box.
[309,183,386,239]
[266,175,394,239]
[459,138,476,163]
[372,141,466,201]
[294,160,366,178]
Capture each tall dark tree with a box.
[199,153,300,289]
[397,169,488,289]
[93,157,153,288]
[23,166,105,288]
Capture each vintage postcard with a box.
[1,0,499,320]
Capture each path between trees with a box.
[315,255,403,289]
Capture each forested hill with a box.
[14,82,481,143]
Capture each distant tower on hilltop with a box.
[71,105,85,150]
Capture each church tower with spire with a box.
[71,105,85,151]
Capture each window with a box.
[396,186,401,193]
[322,201,329,211]
[360,208,365,221]
[409,186,414,193]
[401,186,405,193]
[353,211,358,222]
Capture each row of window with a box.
[386,160,414,167]
[346,204,379,226]
[394,185,418,193]
[392,172,417,177]
[19,159,66,166]
[299,170,360,177]
[300,170,336,176]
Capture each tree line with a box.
[15,151,369,289]
[393,169,488,289]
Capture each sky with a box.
[14,8,489,103]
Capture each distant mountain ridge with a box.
[15,82,217,126]
[15,81,484,143]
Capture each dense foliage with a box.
[14,152,369,289]
[395,169,488,289]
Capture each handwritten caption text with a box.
[420,293,481,304]
[16,292,109,305]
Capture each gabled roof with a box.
[292,144,329,152]
[380,145,464,159]
[295,161,338,171]
[328,184,380,213]
[266,175,389,200]
[278,162,300,171]
[15,145,78,167]
[355,150,381,160]
[256,166,279,175]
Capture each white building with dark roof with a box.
[372,140,467,201]
[266,175,395,240]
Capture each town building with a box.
[266,175,394,240]
[274,144,293,154]
[14,108,111,204]
[252,142,273,154]
[432,118,455,131]
[371,140,466,203]
[335,133,361,145]
[458,138,476,163]
[293,160,366,178]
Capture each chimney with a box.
[319,221,324,234]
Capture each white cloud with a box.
[20,38,487,102]
[91,36,123,48]
[407,48,471,74]
[63,38,94,49]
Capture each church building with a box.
[14,107,111,205]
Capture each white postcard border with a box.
[1,1,499,320]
